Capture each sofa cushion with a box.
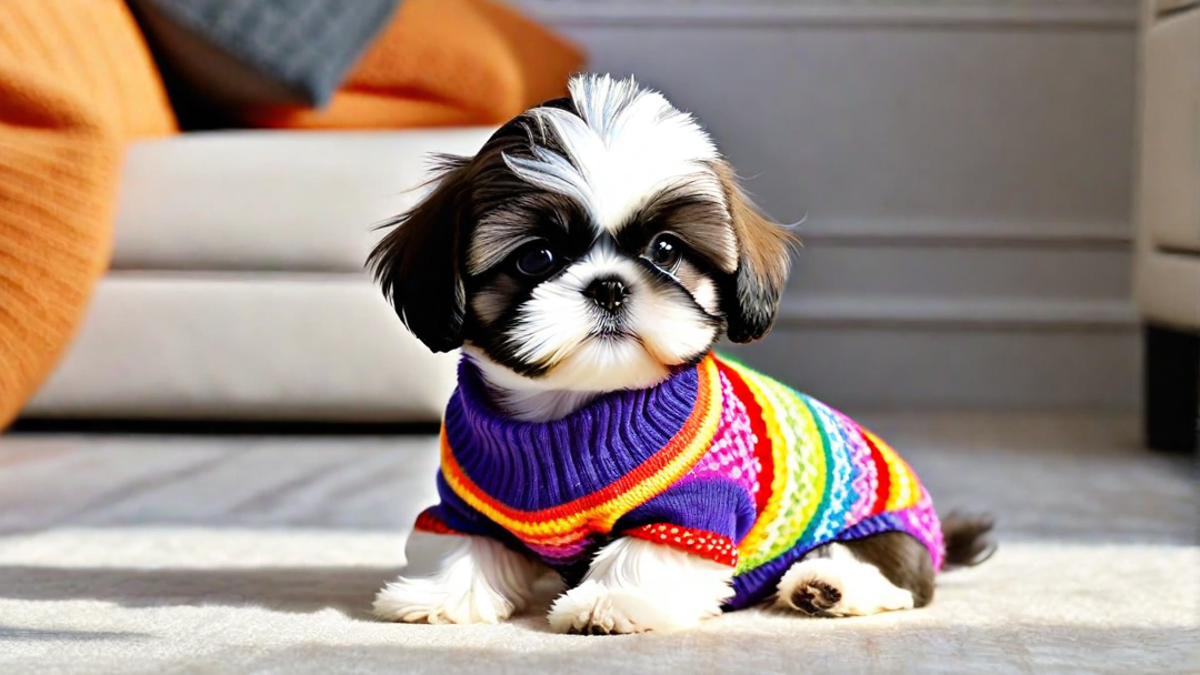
[111,128,496,273]
[25,273,458,421]
[1140,6,1200,254]
[1155,0,1199,15]
[1136,247,1200,330]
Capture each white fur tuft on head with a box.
[504,74,724,233]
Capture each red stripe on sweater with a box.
[860,428,892,516]
[413,507,460,535]
[714,358,775,518]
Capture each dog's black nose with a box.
[584,277,629,312]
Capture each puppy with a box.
[368,74,994,634]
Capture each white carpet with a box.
[2,416,1195,673]
[1,528,1196,675]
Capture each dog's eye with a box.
[514,244,558,277]
[646,235,683,272]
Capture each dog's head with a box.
[369,74,794,398]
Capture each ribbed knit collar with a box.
[441,356,707,512]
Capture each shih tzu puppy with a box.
[368,74,994,634]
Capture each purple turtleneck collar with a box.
[442,356,703,512]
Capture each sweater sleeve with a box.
[613,478,757,567]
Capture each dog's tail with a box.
[941,511,997,569]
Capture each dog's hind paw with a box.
[776,548,914,618]
[788,578,844,615]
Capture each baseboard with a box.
[746,229,1138,407]
[795,218,1132,248]
[746,296,1139,408]
[776,297,1138,330]
[515,0,1138,27]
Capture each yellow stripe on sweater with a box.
[744,377,826,569]
[727,364,830,569]
[727,362,839,572]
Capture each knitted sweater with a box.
[415,352,945,609]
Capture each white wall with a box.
[517,0,1141,409]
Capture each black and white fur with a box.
[368,74,994,633]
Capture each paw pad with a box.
[790,580,843,616]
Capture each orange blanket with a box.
[0,0,176,429]
[0,0,581,429]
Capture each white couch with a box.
[23,129,497,422]
[1134,0,1200,452]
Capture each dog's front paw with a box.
[374,532,540,625]
[548,580,712,634]
[548,581,647,634]
[548,538,732,634]
[373,575,516,625]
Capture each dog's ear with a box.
[714,161,796,343]
[368,155,473,353]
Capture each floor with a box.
[0,413,1195,674]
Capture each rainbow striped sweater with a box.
[415,353,945,609]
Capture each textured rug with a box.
[0,414,1196,674]
[0,530,1196,674]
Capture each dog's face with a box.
[370,75,794,395]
